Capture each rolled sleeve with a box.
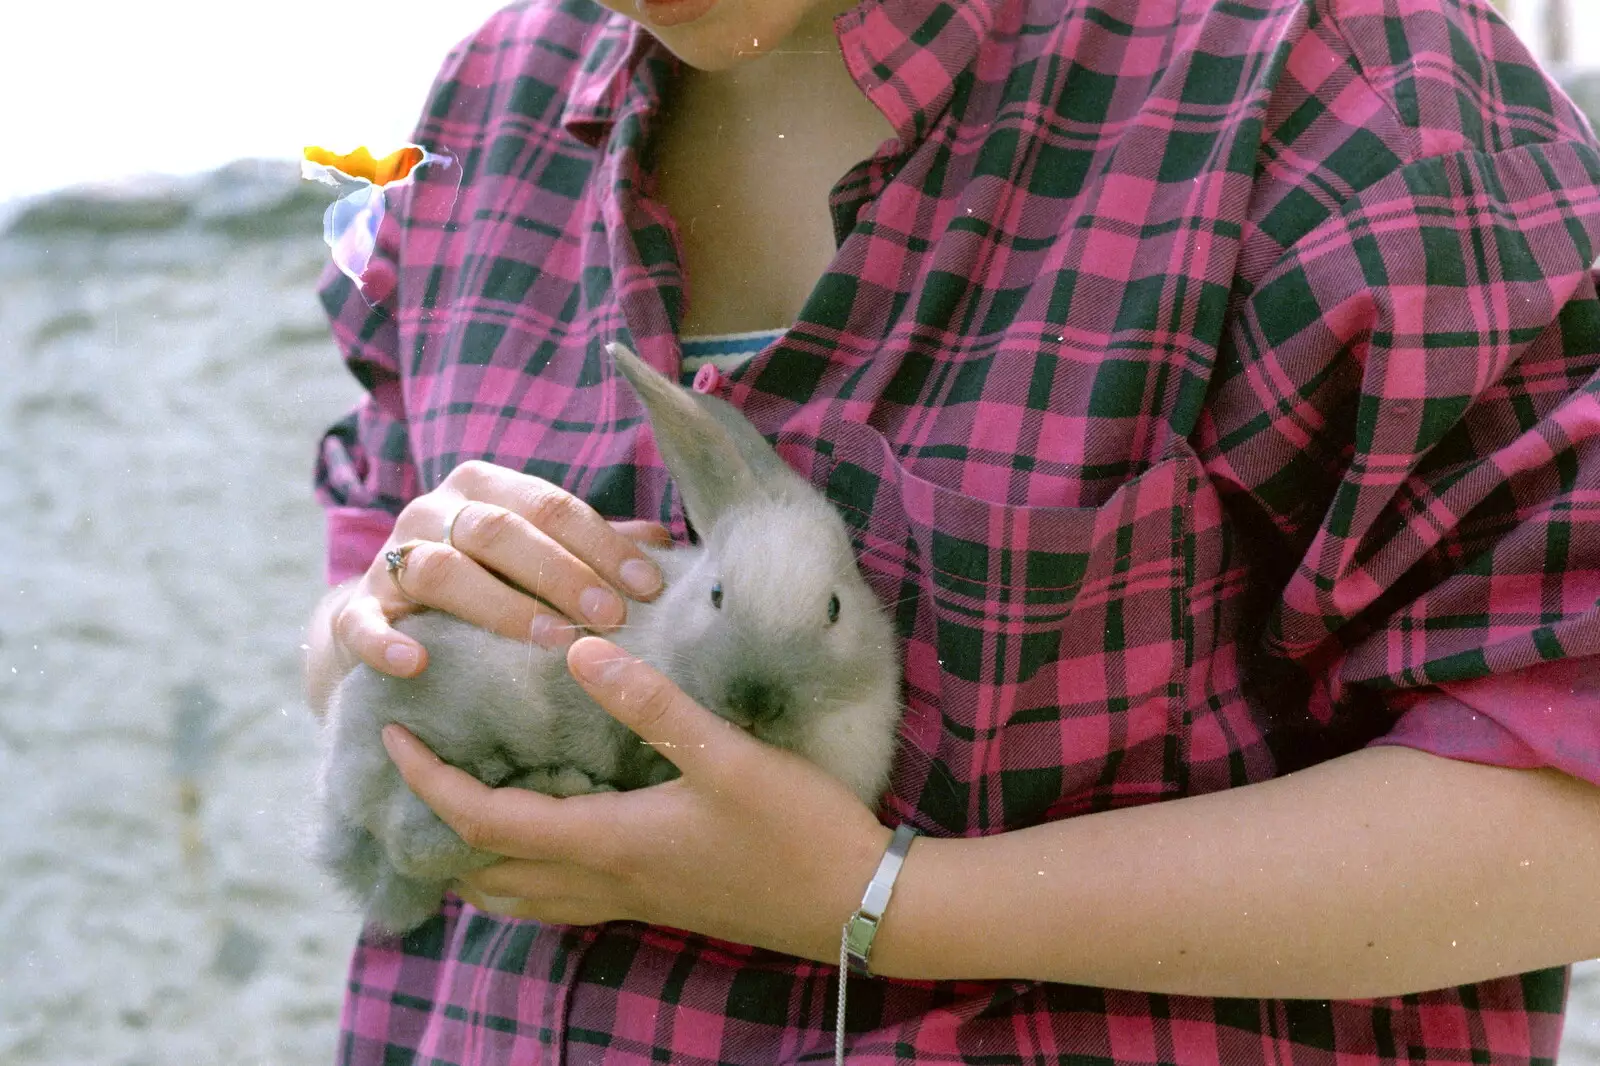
[322,504,400,587]
[1370,658,1600,787]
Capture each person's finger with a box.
[457,857,602,903]
[333,587,428,677]
[451,881,541,920]
[444,463,666,602]
[565,637,743,778]
[428,504,635,635]
[381,725,597,860]
[381,536,592,648]
[609,519,673,549]
[451,879,617,927]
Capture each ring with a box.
[384,541,421,599]
[442,501,470,550]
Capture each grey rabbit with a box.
[313,341,904,934]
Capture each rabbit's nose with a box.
[726,677,787,725]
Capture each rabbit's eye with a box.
[711,582,723,609]
[827,593,841,625]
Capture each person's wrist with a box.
[813,820,894,963]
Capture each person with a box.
[301,0,1600,1062]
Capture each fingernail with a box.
[579,586,625,626]
[385,643,420,674]
[382,725,434,764]
[619,558,663,598]
[529,613,572,648]
[571,641,628,685]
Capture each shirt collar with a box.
[559,0,1001,148]
[559,13,662,148]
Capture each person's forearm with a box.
[303,581,359,716]
[869,745,1600,998]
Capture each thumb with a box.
[566,636,739,775]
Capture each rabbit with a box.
[313,341,904,934]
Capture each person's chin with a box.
[614,0,793,71]
[633,0,721,30]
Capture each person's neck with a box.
[780,0,860,53]
[673,1,876,140]
[651,1,893,334]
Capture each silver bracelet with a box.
[842,823,917,975]
[836,824,917,1064]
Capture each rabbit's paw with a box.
[507,765,611,797]
[367,869,447,936]
[315,819,386,898]
[382,788,488,880]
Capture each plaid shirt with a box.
[314,0,1600,1061]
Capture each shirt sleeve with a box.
[1369,659,1600,785]
[313,369,415,586]
[1213,136,1600,788]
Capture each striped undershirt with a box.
[678,329,784,385]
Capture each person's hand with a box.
[382,635,894,963]
[335,461,670,679]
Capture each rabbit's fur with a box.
[314,342,903,934]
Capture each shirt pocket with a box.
[820,419,1210,835]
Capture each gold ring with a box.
[442,502,470,550]
[384,541,422,599]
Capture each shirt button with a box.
[692,363,722,394]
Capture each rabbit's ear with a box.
[606,343,796,534]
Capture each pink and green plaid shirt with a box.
[315,0,1600,1061]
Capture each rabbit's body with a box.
[315,344,903,934]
